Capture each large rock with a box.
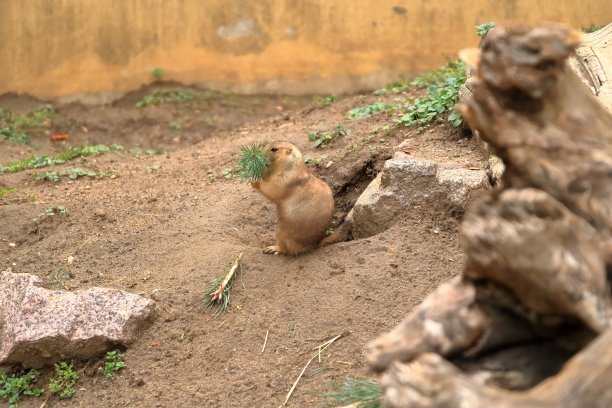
[0,270,156,368]
[352,152,489,238]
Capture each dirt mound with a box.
[0,85,486,407]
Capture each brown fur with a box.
[251,141,334,255]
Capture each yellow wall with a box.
[1,1,610,102]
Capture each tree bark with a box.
[368,23,612,408]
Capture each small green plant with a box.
[373,78,410,95]
[398,60,467,128]
[476,21,496,38]
[308,124,349,148]
[45,206,67,216]
[410,60,466,89]
[37,171,60,182]
[317,94,337,106]
[37,167,107,182]
[0,144,124,174]
[581,24,603,33]
[48,362,78,399]
[48,269,72,289]
[222,167,237,179]
[0,128,31,144]
[100,350,126,379]
[64,167,107,180]
[0,105,59,142]
[235,143,271,181]
[348,102,392,119]
[204,116,217,127]
[0,369,44,408]
[326,378,382,408]
[136,89,198,108]
[0,188,16,197]
[308,131,331,148]
[151,67,165,80]
[169,121,183,131]
[303,155,327,165]
[129,147,164,156]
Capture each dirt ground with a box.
[0,84,487,407]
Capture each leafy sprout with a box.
[236,143,271,181]
[0,369,44,408]
[99,350,126,378]
[476,22,496,38]
[48,362,78,399]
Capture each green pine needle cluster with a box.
[203,277,234,317]
[236,142,271,181]
[326,378,382,408]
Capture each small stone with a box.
[67,256,75,264]
[8,243,16,247]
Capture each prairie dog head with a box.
[265,141,303,163]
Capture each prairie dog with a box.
[251,141,334,255]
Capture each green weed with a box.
[0,188,16,197]
[129,147,164,156]
[373,78,410,95]
[63,167,107,180]
[348,102,393,119]
[326,378,382,408]
[0,128,31,145]
[304,155,327,165]
[0,144,122,174]
[48,269,72,289]
[38,167,107,182]
[0,369,44,408]
[317,94,337,106]
[581,24,603,33]
[45,206,67,217]
[99,350,126,379]
[37,172,60,182]
[169,121,183,131]
[136,89,199,108]
[309,124,350,148]
[476,22,496,38]
[48,362,78,399]
[398,60,466,128]
[151,67,165,80]
[0,105,58,143]
[222,168,237,179]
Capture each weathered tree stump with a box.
[367,24,612,408]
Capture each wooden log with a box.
[381,328,612,408]
[369,24,612,408]
[367,279,488,373]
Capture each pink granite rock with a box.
[0,270,156,367]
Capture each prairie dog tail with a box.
[318,210,354,248]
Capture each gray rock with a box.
[352,152,489,238]
[0,270,156,367]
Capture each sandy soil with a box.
[0,84,486,407]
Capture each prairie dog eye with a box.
[271,147,278,152]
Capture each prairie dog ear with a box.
[286,148,293,156]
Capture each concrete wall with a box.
[1,1,610,102]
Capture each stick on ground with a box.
[282,332,349,406]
